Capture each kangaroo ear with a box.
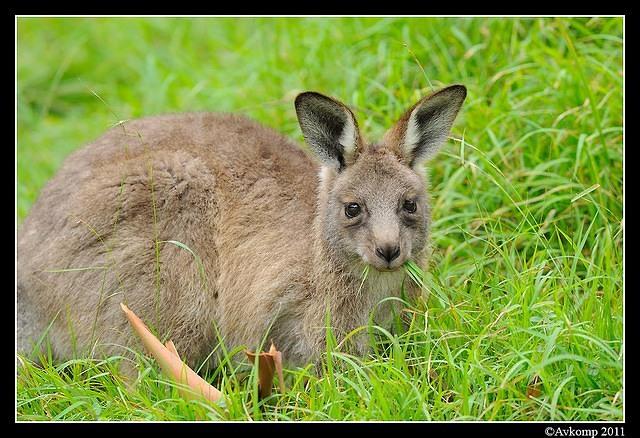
[294,92,361,171]
[384,85,467,170]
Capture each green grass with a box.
[16,17,623,421]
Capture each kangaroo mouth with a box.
[356,249,405,273]
[372,265,402,273]
[367,259,405,273]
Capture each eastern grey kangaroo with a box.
[17,85,466,374]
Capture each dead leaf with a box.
[120,302,223,404]
[165,340,181,359]
[526,375,542,399]
[441,390,454,403]
[245,342,285,399]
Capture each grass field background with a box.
[16,17,623,421]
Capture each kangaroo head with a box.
[295,85,466,273]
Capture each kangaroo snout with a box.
[365,219,405,270]
[375,244,400,264]
[371,242,404,271]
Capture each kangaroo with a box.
[17,85,466,375]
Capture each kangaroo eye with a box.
[345,203,361,218]
[403,199,417,214]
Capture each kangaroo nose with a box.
[375,245,401,263]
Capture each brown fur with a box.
[17,86,466,372]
